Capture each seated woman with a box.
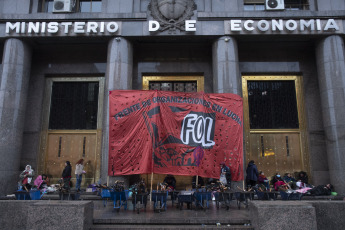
[34,174,50,190]
[273,175,287,191]
[283,173,296,183]
[270,173,280,187]
[297,171,309,184]
[19,165,35,191]
[283,173,297,189]
[163,174,176,191]
[257,171,270,190]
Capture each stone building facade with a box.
[0,0,345,196]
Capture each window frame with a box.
[40,0,102,13]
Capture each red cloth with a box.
[109,90,244,181]
[274,181,286,191]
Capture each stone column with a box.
[101,37,132,186]
[212,36,242,189]
[212,36,241,95]
[316,35,345,195]
[0,39,32,195]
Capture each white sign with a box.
[225,19,343,34]
[149,20,197,32]
[6,21,120,35]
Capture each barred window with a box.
[49,82,99,130]
[247,81,299,129]
[149,81,197,92]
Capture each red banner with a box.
[109,90,243,181]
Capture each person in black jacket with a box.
[246,160,259,189]
[309,184,333,196]
[297,171,309,184]
[61,161,72,191]
[163,174,176,191]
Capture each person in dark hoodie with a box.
[309,184,333,196]
[297,171,309,184]
[61,161,72,191]
[246,160,259,189]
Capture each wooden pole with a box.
[150,172,153,201]
[196,175,199,188]
[107,176,109,186]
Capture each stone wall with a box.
[306,201,345,230]
[0,200,93,230]
[250,201,317,230]
[250,200,345,230]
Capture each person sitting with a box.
[34,174,50,190]
[297,171,309,184]
[192,176,205,189]
[270,173,280,187]
[309,184,333,196]
[257,171,270,190]
[274,175,287,191]
[163,174,176,191]
[283,173,297,189]
[19,165,35,191]
[283,173,296,183]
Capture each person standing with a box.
[61,161,72,191]
[246,160,259,189]
[75,159,85,192]
[219,162,232,188]
[19,165,35,190]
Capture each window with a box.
[285,0,309,10]
[247,80,299,129]
[41,0,102,13]
[149,81,197,92]
[41,0,54,12]
[244,0,265,11]
[78,0,102,12]
[49,82,99,130]
[243,0,309,11]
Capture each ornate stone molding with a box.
[148,0,196,33]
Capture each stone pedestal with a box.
[306,201,345,230]
[0,201,93,230]
[27,201,93,230]
[250,201,317,230]
[0,39,32,196]
[101,37,133,185]
[316,35,345,195]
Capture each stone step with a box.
[90,224,254,230]
[93,219,250,225]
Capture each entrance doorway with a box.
[242,75,310,180]
[141,75,204,190]
[38,77,104,187]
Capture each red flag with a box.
[109,90,243,181]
